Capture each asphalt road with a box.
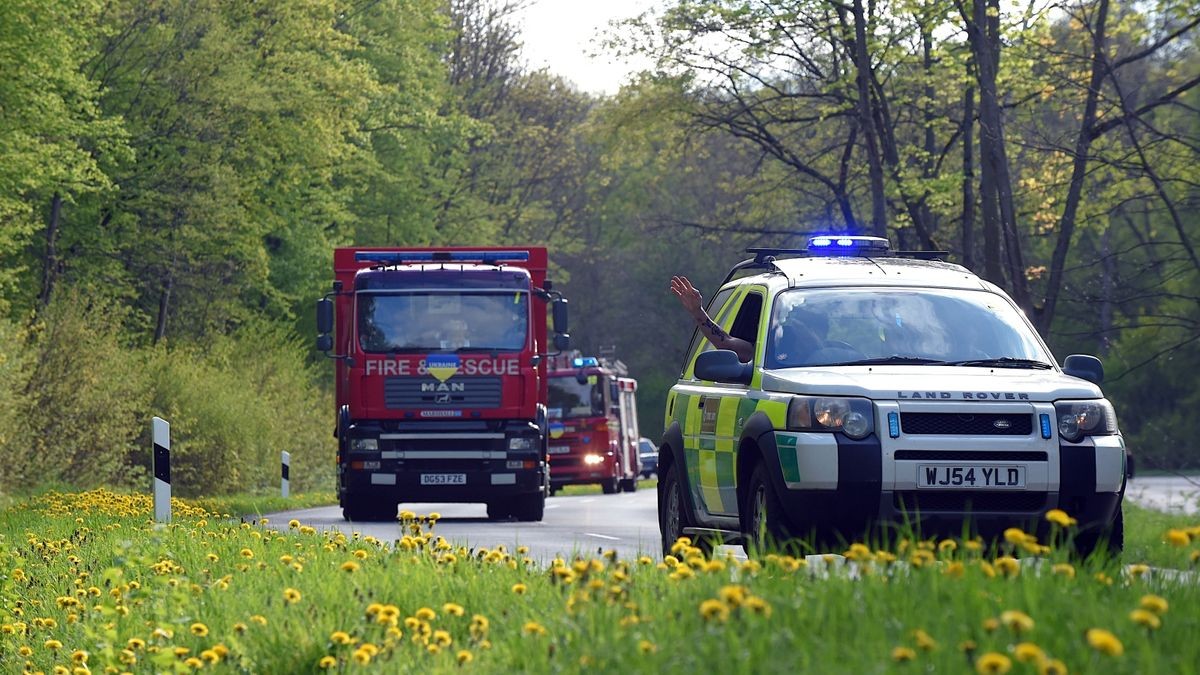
[265,485,662,563]
[264,475,1199,564]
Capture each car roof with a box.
[739,255,990,292]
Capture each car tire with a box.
[602,477,620,494]
[742,462,793,555]
[1072,507,1124,559]
[659,460,703,556]
[620,477,637,492]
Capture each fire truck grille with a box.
[900,413,1033,435]
[384,377,503,408]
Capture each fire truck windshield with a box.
[357,291,528,353]
[548,376,605,419]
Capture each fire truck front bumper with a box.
[339,452,547,503]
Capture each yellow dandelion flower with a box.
[340,561,359,573]
[1085,628,1123,656]
[288,519,301,529]
[174,646,192,657]
[239,548,254,559]
[943,562,965,578]
[1000,610,1034,633]
[1052,563,1075,578]
[1038,658,1068,675]
[206,553,219,563]
[433,629,452,647]
[331,631,352,645]
[1129,609,1161,629]
[522,621,547,636]
[975,652,1012,674]
[698,599,729,623]
[718,585,747,606]
[994,557,1020,577]
[958,640,977,653]
[353,549,368,559]
[1191,550,1200,565]
[127,638,145,650]
[891,646,916,662]
[1127,564,1150,578]
[979,561,996,578]
[201,649,220,664]
[352,648,371,665]
[18,646,33,657]
[443,603,465,617]
[982,618,999,633]
[457,650,474,664]
[669,565,695,581]
[250,614,268,626]
[318,655,337,669]
[45,639,63,650]
[938,539,958,553]
[233,622,248,633]
[358,643,379,656]
[1139,594,1168,615]
[190,622,208,637]
[1166,529,1190,546]
[1045,509,1076,527]
[743,595,772,617]
[1014,642,1043,663]
[913,629,937,651]
[184,656,203,668]
[70,649,88,664]
[283,587,301,604]
[415,607,436,621]
[1003,528,1027,545]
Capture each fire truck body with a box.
[546,356,641,494]
[316,247,569,522]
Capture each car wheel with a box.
[742,463,793,554]
[1071,507,1124,560]
[659,461,704,556]
[602,477,619,494]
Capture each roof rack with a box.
[720,240,950,286]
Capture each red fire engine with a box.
[546,354,641,494]
[315,247,569,522]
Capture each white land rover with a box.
[658,235,1128,556]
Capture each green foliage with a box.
[3,291,149,490]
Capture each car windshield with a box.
[766,288,1050,369]
[358,291,528,353]
[548,376,605,419]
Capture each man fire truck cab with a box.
[546,354,641,494]
[315,247,569,522]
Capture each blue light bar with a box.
[806,235,891,256]
[572,357,599,368]
[1040,414,1052,439]
[888,412,900,438]
[355,250,530,264]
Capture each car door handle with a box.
[697,397,705,408]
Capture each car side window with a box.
[728,291,763,358]
[681,287,737,379]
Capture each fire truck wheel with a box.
[602,477,620,494]
[486,501,513,520]
[343,498,396,522]
[619,477,637,493]
[513,492,545,522]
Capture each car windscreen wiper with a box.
[943,357,1053,369]
[824,355,949,366]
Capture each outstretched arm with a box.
[669,276,754,363]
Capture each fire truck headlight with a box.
[584,454,604,465]
[508,437,536,451]
[349,438,378,451]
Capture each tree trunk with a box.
[851,0,887,237]
[38,193,63,308]
[1099,223,1114,354]
[1040,0,1109,334]
[154,273,173,345]
[961,83,977,271]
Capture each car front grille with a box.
[894,450,1047,462]
[901,413,1033,435]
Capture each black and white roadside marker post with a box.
[152,416,171,523]
[281,451,291,498]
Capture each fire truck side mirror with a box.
[554,333,571,352]
[316,298,334,350]
[552,297,569,334]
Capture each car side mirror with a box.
[694,349,752,385]
[1063,354,1103,385]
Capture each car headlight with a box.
[584,454,604,465]
[508,437,536,451]
[788,396,874,440]
[1055,399,1118,442]
[349,438,378,451]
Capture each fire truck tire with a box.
[513,493,545,522]
[619,477,637,492]
[486,501,514,520]
[602,478,620,494]
[342,497,396,522]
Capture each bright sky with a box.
[513,0,661,95]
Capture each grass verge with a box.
[1,489,1198,673]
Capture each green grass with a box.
[553,478,657,497]
[1,489,1198,674]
